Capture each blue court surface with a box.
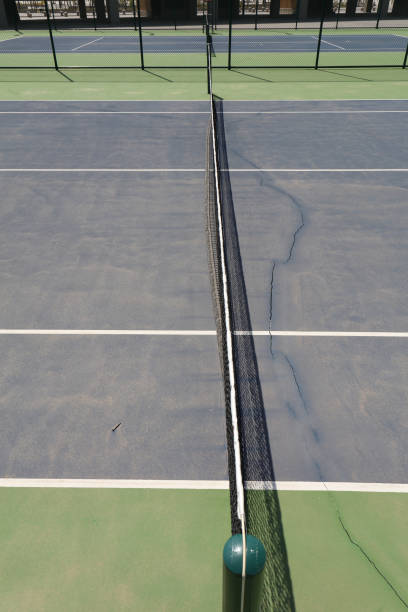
[0,33,407,53]
[0,99,407,489]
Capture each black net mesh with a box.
[205,77,296,609]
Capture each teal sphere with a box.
[223,534,266,576]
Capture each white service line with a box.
[70,36,104,51]
[223,110,408,114]
[240,330,408,337]
[228,168,408,172]
[1,110,408,114]
[0,111,210,114]
[0,478,407,493]
[312,35,345,50]
[0,329,216,335]
[1,168,408,173]
[0,168,205,172]
[0,330,406,337]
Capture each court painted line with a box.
[2,110,408,114]
[0,111,210,114]
[1,168,408,173]
[0,330,405,337]
[228,168,408,172]
[312,35,345,50]
[0,168,205,172]
[241,331,408,337]
[223,110,408,114]
[246,481,408,493]
[70,37,103,51]
[0,329,216,335]
[0,479,407,493]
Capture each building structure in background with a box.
[0,0,406,29]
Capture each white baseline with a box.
[0,479,407,493]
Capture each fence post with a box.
[403,41,408,69]
[50,0,56,30]
[376,0,383,29]
[315,0,326,69]
[295,0,300,30]
[335,0,341,29]
[228,0,232,70]
[136,0,144,69]
[45,0,58,71]
[92,0,97,30]
[131,0,137,31]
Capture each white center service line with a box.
[0,479,407,493]
[70,37,103,51]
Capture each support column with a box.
[0,0,10,27]
[392,0,408,17]
[78,0,87,20]
[345,0,358,16]
[106,0,120,23]
[297,0,309,20]
[269,0,280,17]
[2,0,19,26]
[95,0,107,22]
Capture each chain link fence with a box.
[0,0,407,70]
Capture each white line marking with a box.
[0,168,407,173]
[224,110,408,114]
[0,479,407,493]
[0,330,405,337]
[392,34,408,39]
[0,111,210,114]
[0,168,205,172]
[228,168,408,172]
[240,331,408,337]
[0,478,229,489]
[0,329,217,335]
[245,481,408,493]
[312,35,345,50]
[70,37,104,51]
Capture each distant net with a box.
[205,42,296,612]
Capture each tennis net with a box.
[205,43,296,612]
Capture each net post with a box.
[315,0,326,70]
[223,534,266,612]
[254,0,258,30]
[228,0,232,70]
[295,0,299,30]
[136,0,144,70]
[403,41,408,69]
[44,0,58,71]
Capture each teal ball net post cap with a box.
[223,534,266,612]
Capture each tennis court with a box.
[1,26,408,68]
[0,96,408,610]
